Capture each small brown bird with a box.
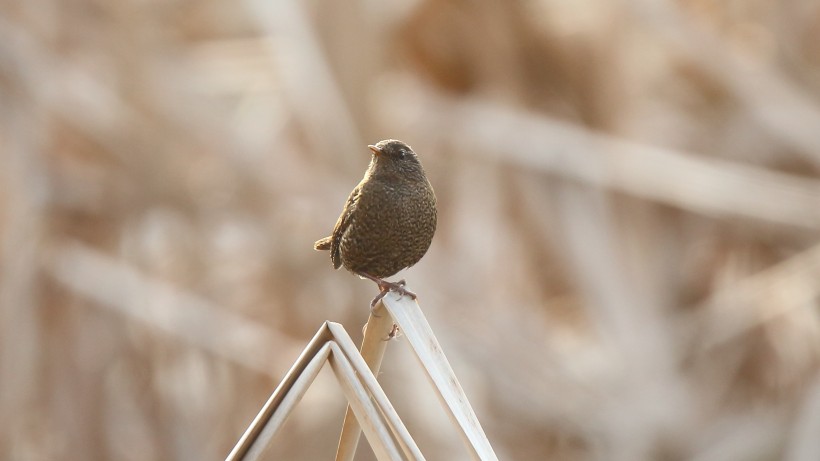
[314,139,437,308]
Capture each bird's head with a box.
[367,139,426,181]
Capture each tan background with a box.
[3,0,820,460]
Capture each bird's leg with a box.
[357,272,417,313]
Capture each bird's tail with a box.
[314,236,332,251]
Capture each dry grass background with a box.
[3,0,820,460]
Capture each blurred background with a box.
[3,0,820,460]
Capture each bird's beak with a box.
[368,145,382,156]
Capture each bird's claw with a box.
[369,290,388,316]
[378,280,417,301]
[369,280,417,315]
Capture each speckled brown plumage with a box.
[314,139,436,306]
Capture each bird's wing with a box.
[330,184,361,269]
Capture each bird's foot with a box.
[371,279,417,306]
[358,273,417,314]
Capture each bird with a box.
[314,139,437,309]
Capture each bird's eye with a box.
[398,150,406,159]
